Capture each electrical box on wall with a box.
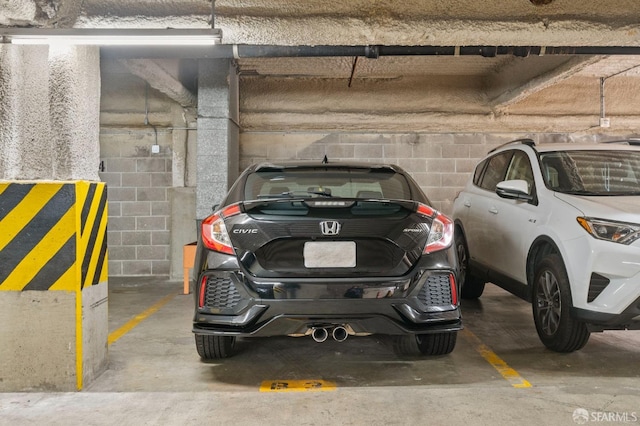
[599,117,611,128]
[151,144,160,154]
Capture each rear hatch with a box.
[225,199,433,278]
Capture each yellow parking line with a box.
[260,379,337,392]
[461,328,532,388]
[108,293,177,346]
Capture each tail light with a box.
[449,273,458,306]
[201,204,241,255]
[198,275,207,308]
[416,203,454,254]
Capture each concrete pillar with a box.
[195,59,240,220]
[169,105,197,280]
[0,44,106,391]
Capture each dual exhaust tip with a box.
[311,326,349,343]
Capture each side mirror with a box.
[496,179,533,202]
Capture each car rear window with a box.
[244,168,413,201]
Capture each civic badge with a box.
[319,220,341,236]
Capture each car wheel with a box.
[532,255,590,353]
[393,332,457,356]
[416,332,457,355]
[455,231,485,299]
[195,334,236,359]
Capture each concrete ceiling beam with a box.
[240,111,640,134]
[488,56,607,114]
[118,59,196,108]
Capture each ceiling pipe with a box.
[101,44,640,59]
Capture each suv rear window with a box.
[244,168,412,200]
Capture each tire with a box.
[455,231,485,299]
[532,255,590,352]
[195,334,237,360]
[393,332,457,356]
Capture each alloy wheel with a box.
[536,270,562,336]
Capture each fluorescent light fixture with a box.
[0,28,221,46]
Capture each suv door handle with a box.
[489,207,498,214]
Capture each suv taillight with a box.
[416,203,454,254]
[201,204,241,255]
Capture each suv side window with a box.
[473,159,488,186]
[478,151,513,191]
[504,150,535,195]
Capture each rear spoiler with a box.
[241,198,418,212]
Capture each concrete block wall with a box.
[239,132,604,215]
[97,124,607,278]
[99,129,173,276]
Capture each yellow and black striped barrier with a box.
[0,181,108,391]
[0,181,107,291]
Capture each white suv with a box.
[453,139,640,352]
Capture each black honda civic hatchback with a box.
[192,161,461,359]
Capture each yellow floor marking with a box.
[461,328,532,388]
[108,293,177,346]
[260,380,337,392]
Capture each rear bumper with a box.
[193,253,462,337]
[193,299,462,337]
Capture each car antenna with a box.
[322,155,329,164]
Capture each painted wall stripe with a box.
[0,182,108,292]
[80,185,107,289]
[76,290,83,390]
[7,205,76,291]
[0,184,73,286]
[92,223,108,286]
[0,183,35,222]
[0,183,66,253]
[49,262,79,291]
[23,236,76,291]
[80,183,97,235]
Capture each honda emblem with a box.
[319,221,341,236]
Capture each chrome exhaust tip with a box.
[311,327,329,343]
[332,326,348,342]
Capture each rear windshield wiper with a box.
[257,190,333,199]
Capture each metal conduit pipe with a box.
[102,44,640,59]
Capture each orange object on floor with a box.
[183,242,197,294]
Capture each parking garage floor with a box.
[2,277,639,425]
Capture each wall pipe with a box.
[102,44,640,60]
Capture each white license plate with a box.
[303,241,356,268]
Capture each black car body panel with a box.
[192,162,461,342]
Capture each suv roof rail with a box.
[601,139,640,146]
[488,138,536,154]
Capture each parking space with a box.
[98,278,640,393]
[2,277,638,425]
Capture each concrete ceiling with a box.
[4,0,640,133]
